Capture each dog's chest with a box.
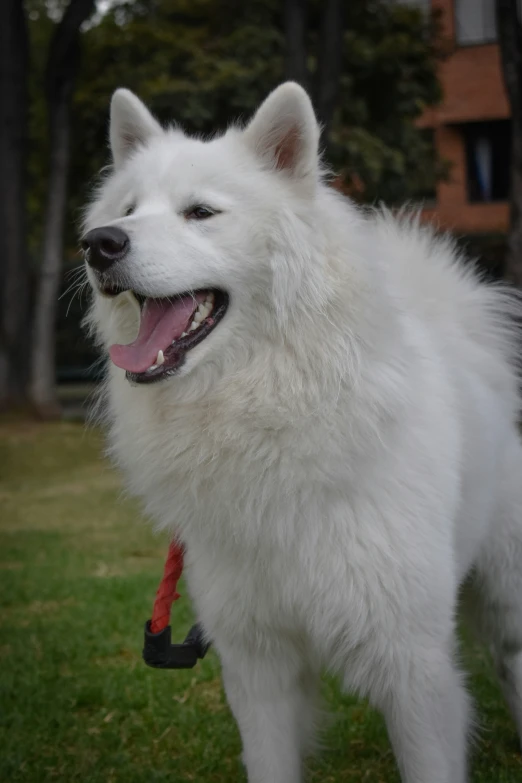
[112,391,339,599]
[108,381,409,653]
[183,538,312,644]
[110,382,336,536]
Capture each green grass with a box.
[1,420,521,782]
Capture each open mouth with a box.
[103,285,229,384]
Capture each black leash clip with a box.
[143,621,211,669]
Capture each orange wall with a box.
[421,202,509,234]
[419,45,510,128]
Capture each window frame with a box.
[453,0,522,48]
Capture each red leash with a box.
[150,540,184,634]
[143,541,210,669]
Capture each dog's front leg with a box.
[220,648,318,783]
[375,642,471,783]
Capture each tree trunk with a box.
[30,0,95,417]
[314,0,344,143]
[0,0,29,410]
[496,0,522,286]
[283,0,344,146]
[284,0,309,89]
[30,102,72,418]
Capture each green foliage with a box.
[332,2,442,202]
[72,0,285,211]
[27,0,443,243]
[69,0,441,215]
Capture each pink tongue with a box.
[109,294,205,373]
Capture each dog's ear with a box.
[110,89,162,169]
[243,82,320,184]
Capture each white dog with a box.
[82,82,522,783]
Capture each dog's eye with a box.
[124,204,135,217]
[185,205,215,221]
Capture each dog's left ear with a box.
[110,89,163,169]
[243,82,320,185]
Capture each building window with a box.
[456,0,522,45]
[463,121,510,203]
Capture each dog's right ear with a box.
[243,82,320,187]
[110,89,162,169]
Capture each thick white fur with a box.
[83,83,522,782]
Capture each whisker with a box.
[65,283,84,317]
[78,280,90,308]
[64,264,86,281]
[59,276,86,301]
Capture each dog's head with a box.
[83,83,322,386]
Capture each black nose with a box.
[81,226,129,272]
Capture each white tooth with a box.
[181,332,187,338]
[194,310,204,323]
[207,291,215,303]
[200,304,211,317]
[189,320,198,331]
[147,364,158,372]
[156,349,165,366]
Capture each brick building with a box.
[416,0,517,234]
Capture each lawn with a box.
[1,420,521,782]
